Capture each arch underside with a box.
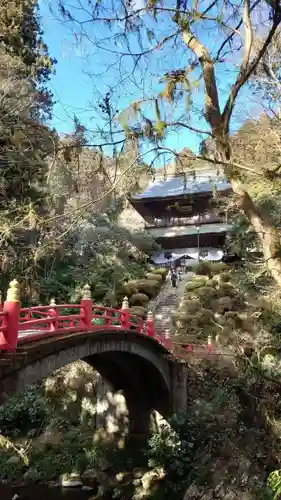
[88,351,170,415]
[0,331,171,414]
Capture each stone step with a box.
[148,272,193,336]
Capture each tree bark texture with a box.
[181,14,281,286]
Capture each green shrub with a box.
[194,261,212,277]
[92,316,106,326]
[268,469,281,499]
[192,275,209,284]
[136,279,161,298]
[184,290,201,300]
[0,386,48,437]
[210,262,229,274]
[196,286,217,307]
[218,272,232,283]
[173,311,196,329]
[152,268,169,279]
[205,279,217,287]
[185,281,203,292]
[145,272,163,282]
[191,277,208,287]
[214,296,234,313]
[130,292,149,306]
[195,308,214,327]
[194,261,230,278]
[123,280,139,296]
[92,311,121,326]
[217,282,236,298]
[128,306,147,317]
[179,299,201,314]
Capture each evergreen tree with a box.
[0,0,56,289]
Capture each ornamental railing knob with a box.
[6,279,20,302]
[82,284,91,300]
[121,296,129,310]
[147,310,153,322]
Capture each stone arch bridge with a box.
[0,280,218,441]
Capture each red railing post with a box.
[146,311,155,338]
[48,298,58,332]
[120,296,129,329]
[207,334,213,353]
[1,279,21,351]
[105,308,111,326]
[81,284,93,329]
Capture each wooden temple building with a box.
[130,169,232,266]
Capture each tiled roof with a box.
[132,171,231,200]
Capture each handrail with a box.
[0,280,215,355]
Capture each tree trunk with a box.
[181,17,281,285]
[230,178,281,286]
[218,144,281,286]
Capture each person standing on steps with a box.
[177,266,182,281]
[171,269,177,288]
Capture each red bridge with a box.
[0,279,235,438]
[0,280,213,356]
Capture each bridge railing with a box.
[0,279,214,355]
[0,280,169,352]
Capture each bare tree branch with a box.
[222,2,281,130]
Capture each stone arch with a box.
[0,330,171,418]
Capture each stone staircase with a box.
[149,272,193,336]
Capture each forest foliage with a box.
[0,0,157,305]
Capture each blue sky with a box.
[39,0,263,165]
